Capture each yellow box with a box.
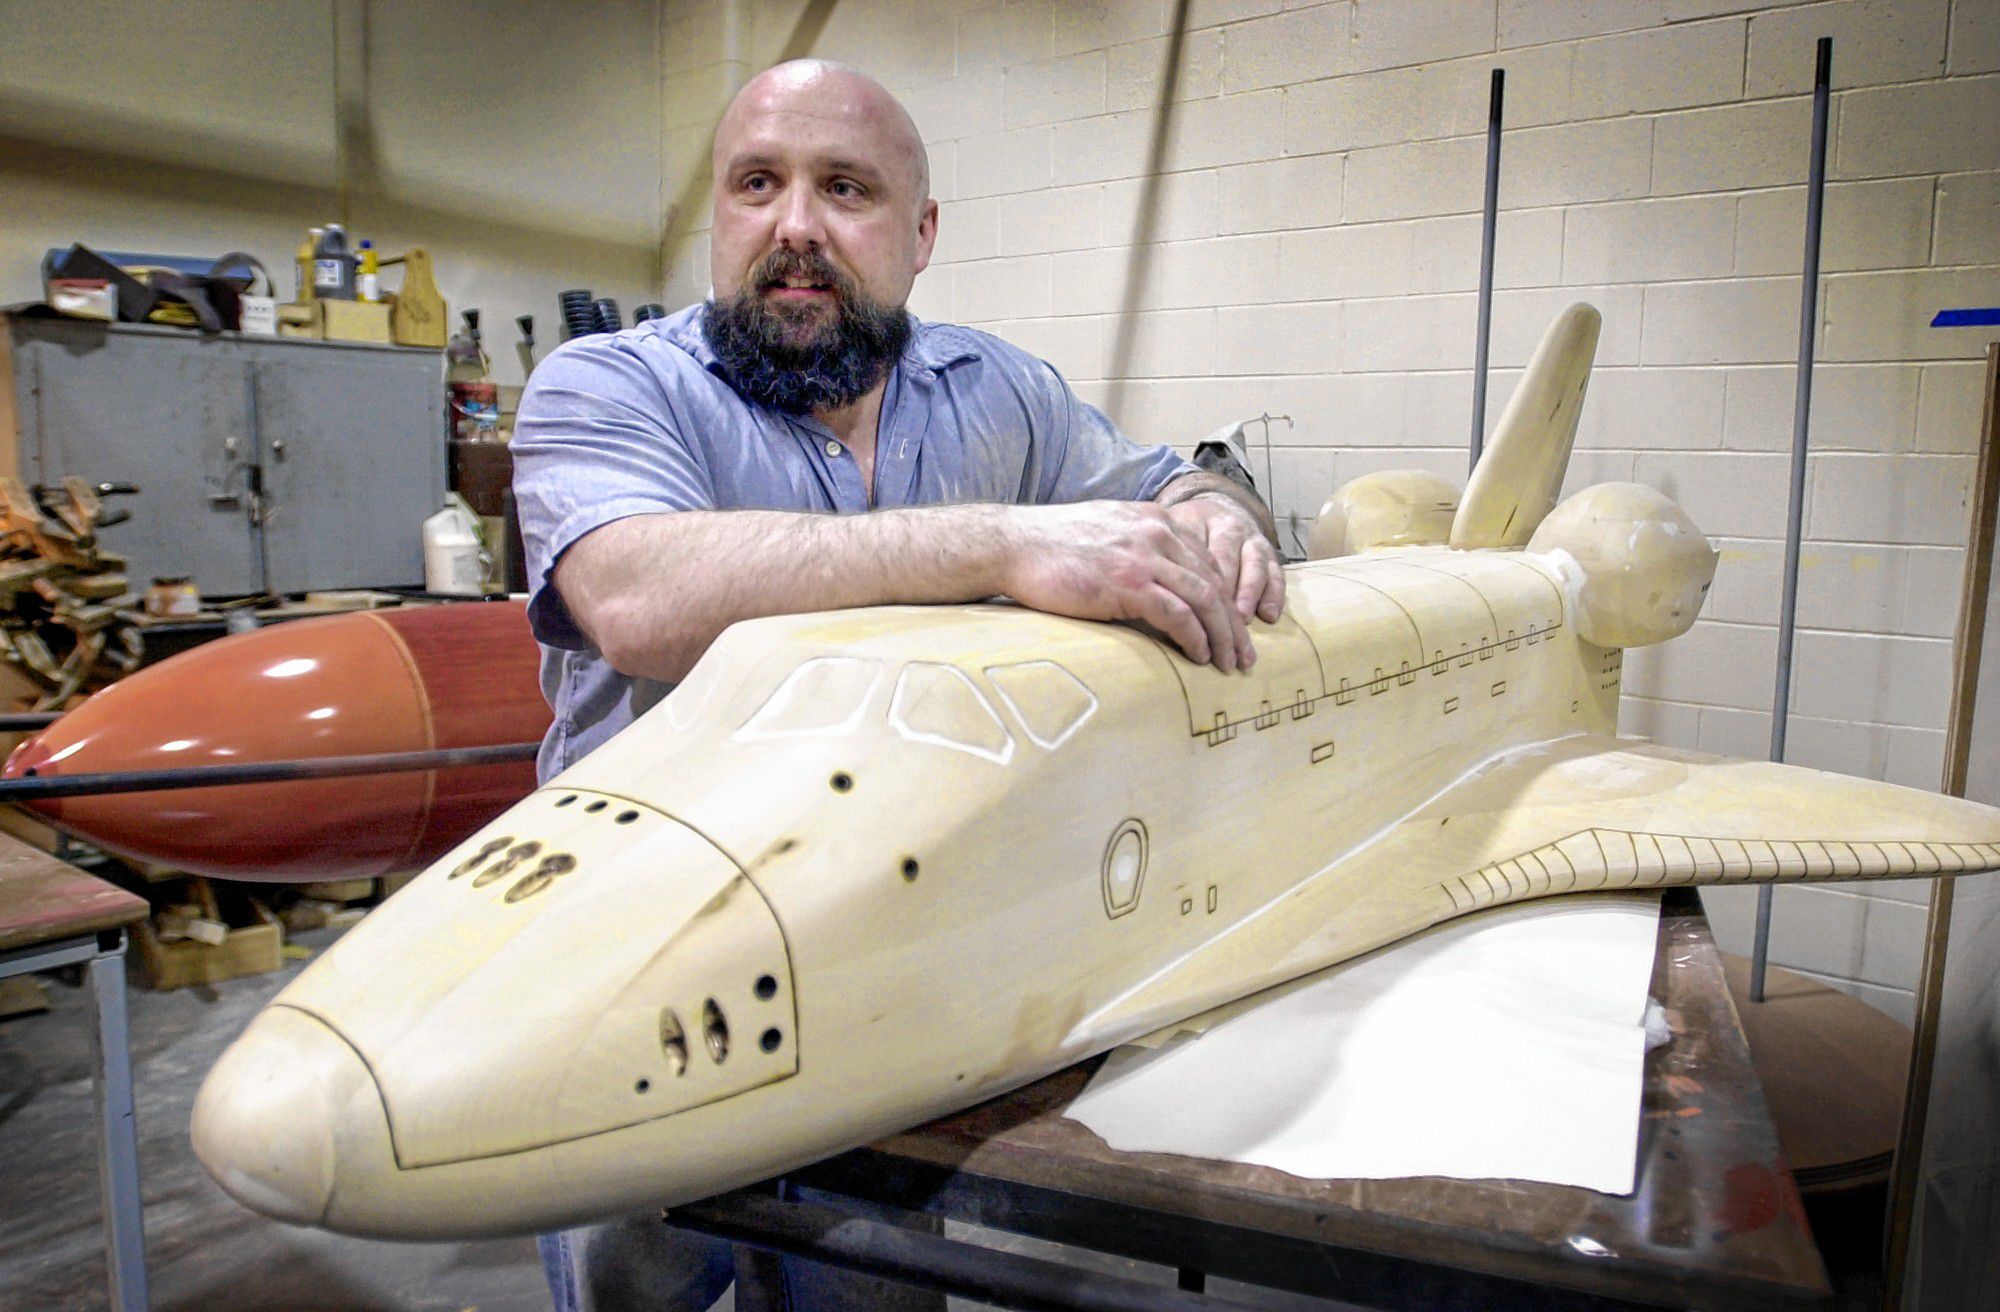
[322,299,393,344]
[135,899,282,990]
[277,300,323,338]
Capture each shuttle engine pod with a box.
[192,306,2000,1240]
[1306,469,1460,560]
[1528,483,1718,650]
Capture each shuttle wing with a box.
[1085,735,2000,1049]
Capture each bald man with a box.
[513,60,1282,1311]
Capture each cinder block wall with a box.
[664,0,1999,1024]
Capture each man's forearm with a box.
[557,505,1016,682]
[1155,470,1279,543]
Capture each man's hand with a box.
[998,501,1256,670]
[1161,493,1286,630]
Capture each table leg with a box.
[87,935,149,1312]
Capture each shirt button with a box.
[825,440,842,457]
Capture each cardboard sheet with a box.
[1065,893,1663,1195]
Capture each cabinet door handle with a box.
[269,438,288,459]
[208,492,242,508]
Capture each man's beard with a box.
[702,249,912,414]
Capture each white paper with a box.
[1065,893,1663,1196]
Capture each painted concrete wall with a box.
[0,0,668,387]
[659,0,2000,1024]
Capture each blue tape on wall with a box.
[1931,308,2000,328]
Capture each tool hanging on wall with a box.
[446,311,497,441]
[516,314,537,374]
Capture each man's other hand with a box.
[1161,493,1286,630]
[999,501,1263,671]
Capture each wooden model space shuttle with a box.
[193,305,2000,1240]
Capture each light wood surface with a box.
[187,306,2000,1241]
[1451,302,1601,549]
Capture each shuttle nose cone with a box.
[192,1007,378,1227]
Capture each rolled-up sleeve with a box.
[1025,361,1197,505]
[512,336,716,649]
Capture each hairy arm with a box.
[557,498,1253,683]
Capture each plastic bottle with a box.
[356,239,380,303]
[296,228,321,301]
[313,223,355,300]
[422,499,487,595]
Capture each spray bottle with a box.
[356,239,380,303]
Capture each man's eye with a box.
[743,175,773,193]
[828,180,862,200]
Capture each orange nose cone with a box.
[10,602,547,881]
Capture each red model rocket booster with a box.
[2,602,548,881]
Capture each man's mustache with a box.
[752,249,853,296]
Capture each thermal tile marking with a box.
[1445,830,2000,907]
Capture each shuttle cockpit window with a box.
[985,661,1098,749]
[888,663,1013,764]
[736,656,884,741]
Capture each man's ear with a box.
[912,197,940,276]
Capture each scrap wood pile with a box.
[0,476,141,709]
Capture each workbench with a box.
[0,830,150,1311]
[671,891,1832,1310]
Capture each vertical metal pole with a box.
[88,935,150,1311]
[1750,37,1833,1004]
[1470,68,1505,471]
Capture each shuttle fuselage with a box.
[196,547,1629,1236]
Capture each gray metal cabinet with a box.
[1,316,444,596]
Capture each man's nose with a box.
[773,183,827,250]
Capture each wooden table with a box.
[684,891,1830,1310]
[0,831,150,1312]
[1723,955,1910,1193]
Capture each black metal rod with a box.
[0,742,539,802]
[669,1192,1263,1312]
[1752,35,1834,1005]
[1469,66,1505,472]
[0,713,61,731]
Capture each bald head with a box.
[713,59,930,212]
[706,57,941,316]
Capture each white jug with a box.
[422,499,487,596]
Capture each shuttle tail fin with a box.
[1449,303,1602,549]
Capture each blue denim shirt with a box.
[513,303,1197,780]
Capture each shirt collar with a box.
[905,320,981,373]
[666,302,980,377]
